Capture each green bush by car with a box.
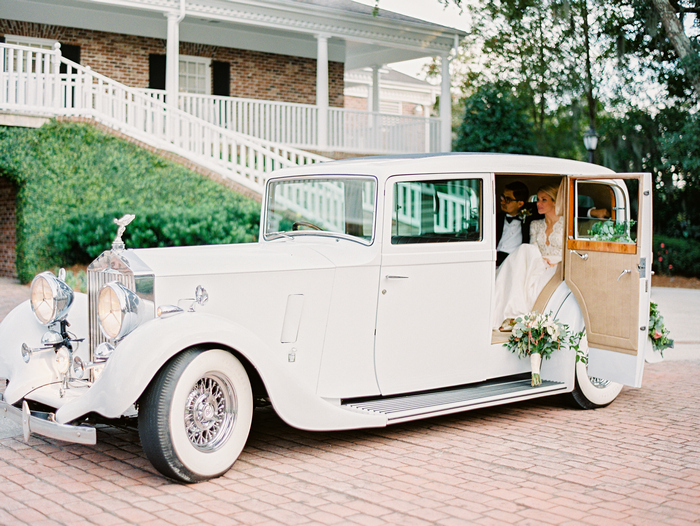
[0,120,260,283]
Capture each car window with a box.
[264,177,376,243]
[391,179,481,244]
[574,180,637,244]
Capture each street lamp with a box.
[583,127,598,163]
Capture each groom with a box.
[496,182,537,266]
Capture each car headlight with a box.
[97,281,145,340]
[30,271,74,325]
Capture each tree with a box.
[650,0,700,95]
[453,82,536,154]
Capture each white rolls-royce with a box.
[0,153,652,482]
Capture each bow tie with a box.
[506,216,521,223]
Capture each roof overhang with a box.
[3,0,465,67]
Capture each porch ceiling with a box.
[3,0,465,67]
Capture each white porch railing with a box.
[140,90,442,155]
[0,43,329,195]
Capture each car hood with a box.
[128,241,337,278]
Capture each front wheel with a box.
[569,333,623,409]
[139,348,253,483]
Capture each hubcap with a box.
[588,375,611,389]
[184,374,237,452]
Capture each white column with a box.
[316,34,329,150]
[165,12,180,106]
[440,53,452,152]
[371,65,380,113]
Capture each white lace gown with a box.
[492,217,564,329]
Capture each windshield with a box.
[264,177,377,243]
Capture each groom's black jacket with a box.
[495,202,541,266]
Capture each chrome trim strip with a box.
[0,394,96,445]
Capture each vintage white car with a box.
[0,153,652,482]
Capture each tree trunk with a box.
[650,0,700,95]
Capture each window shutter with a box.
[149,54,166,90]
[212,61,230,96]
[59,44,80,74]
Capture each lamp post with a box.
[583,126,598,163]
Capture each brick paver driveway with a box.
[0,360,697,525]
[1,281,699,525]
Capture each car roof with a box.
[268,153,616,182]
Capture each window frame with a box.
[567,176,639,255]
[178,55,211,94]
[386,174,485,247]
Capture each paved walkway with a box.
[1,279,698,525]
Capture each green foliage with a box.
[49,206,257,265]
[454,82,536,154]
[587,220,636,243]
[653,235,700,277]
[648,301,674,356]
[0,121,260,282]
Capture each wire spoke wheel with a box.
[139,349,253,483]
[184,374,237,451]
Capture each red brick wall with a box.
[0,178,17,279]
[0,19,344,106]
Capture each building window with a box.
[4,35,56,50]
[179,55,210,94]
[3,35,57,73]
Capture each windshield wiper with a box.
[266,231,295,241]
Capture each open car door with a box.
[564,173,652,387]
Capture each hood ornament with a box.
[112,214,135,253]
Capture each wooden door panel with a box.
[566,250,639,355]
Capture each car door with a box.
[564,173,652,387]
[374,173,494,395]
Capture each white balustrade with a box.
[2,43,442,198]
[0,43,328,195]
[139,92,442,154]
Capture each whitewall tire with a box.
[569,333,623,409]
[139,348,253,483]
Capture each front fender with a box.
[1,295,89,405]
[55,312,387,431]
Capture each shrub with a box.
[653,235,700,277]
[49,205,258,264]
[0,121,260,282]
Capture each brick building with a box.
[0,0,464,278]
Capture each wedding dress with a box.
[492,217,564,329]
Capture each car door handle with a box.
[385,275,409,279]
[570,250,588,261]
[617,269,632,281]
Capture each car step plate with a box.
[342,378,566,423]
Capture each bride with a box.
[492,183,564,331]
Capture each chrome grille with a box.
[88,268,135,354]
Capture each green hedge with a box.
[49,206,257,264]
[653,235,700,277]
[0,121,260,282]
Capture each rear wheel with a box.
[139,348,253,482]
[569,333,623,409]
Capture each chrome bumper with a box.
[0,393,96,445]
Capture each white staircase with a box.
[0,43,330,195]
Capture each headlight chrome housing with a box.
[97,281,146,341]
[30,271,74,325]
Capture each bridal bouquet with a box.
[506,311,583,386]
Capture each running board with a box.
[342,377,566,424]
